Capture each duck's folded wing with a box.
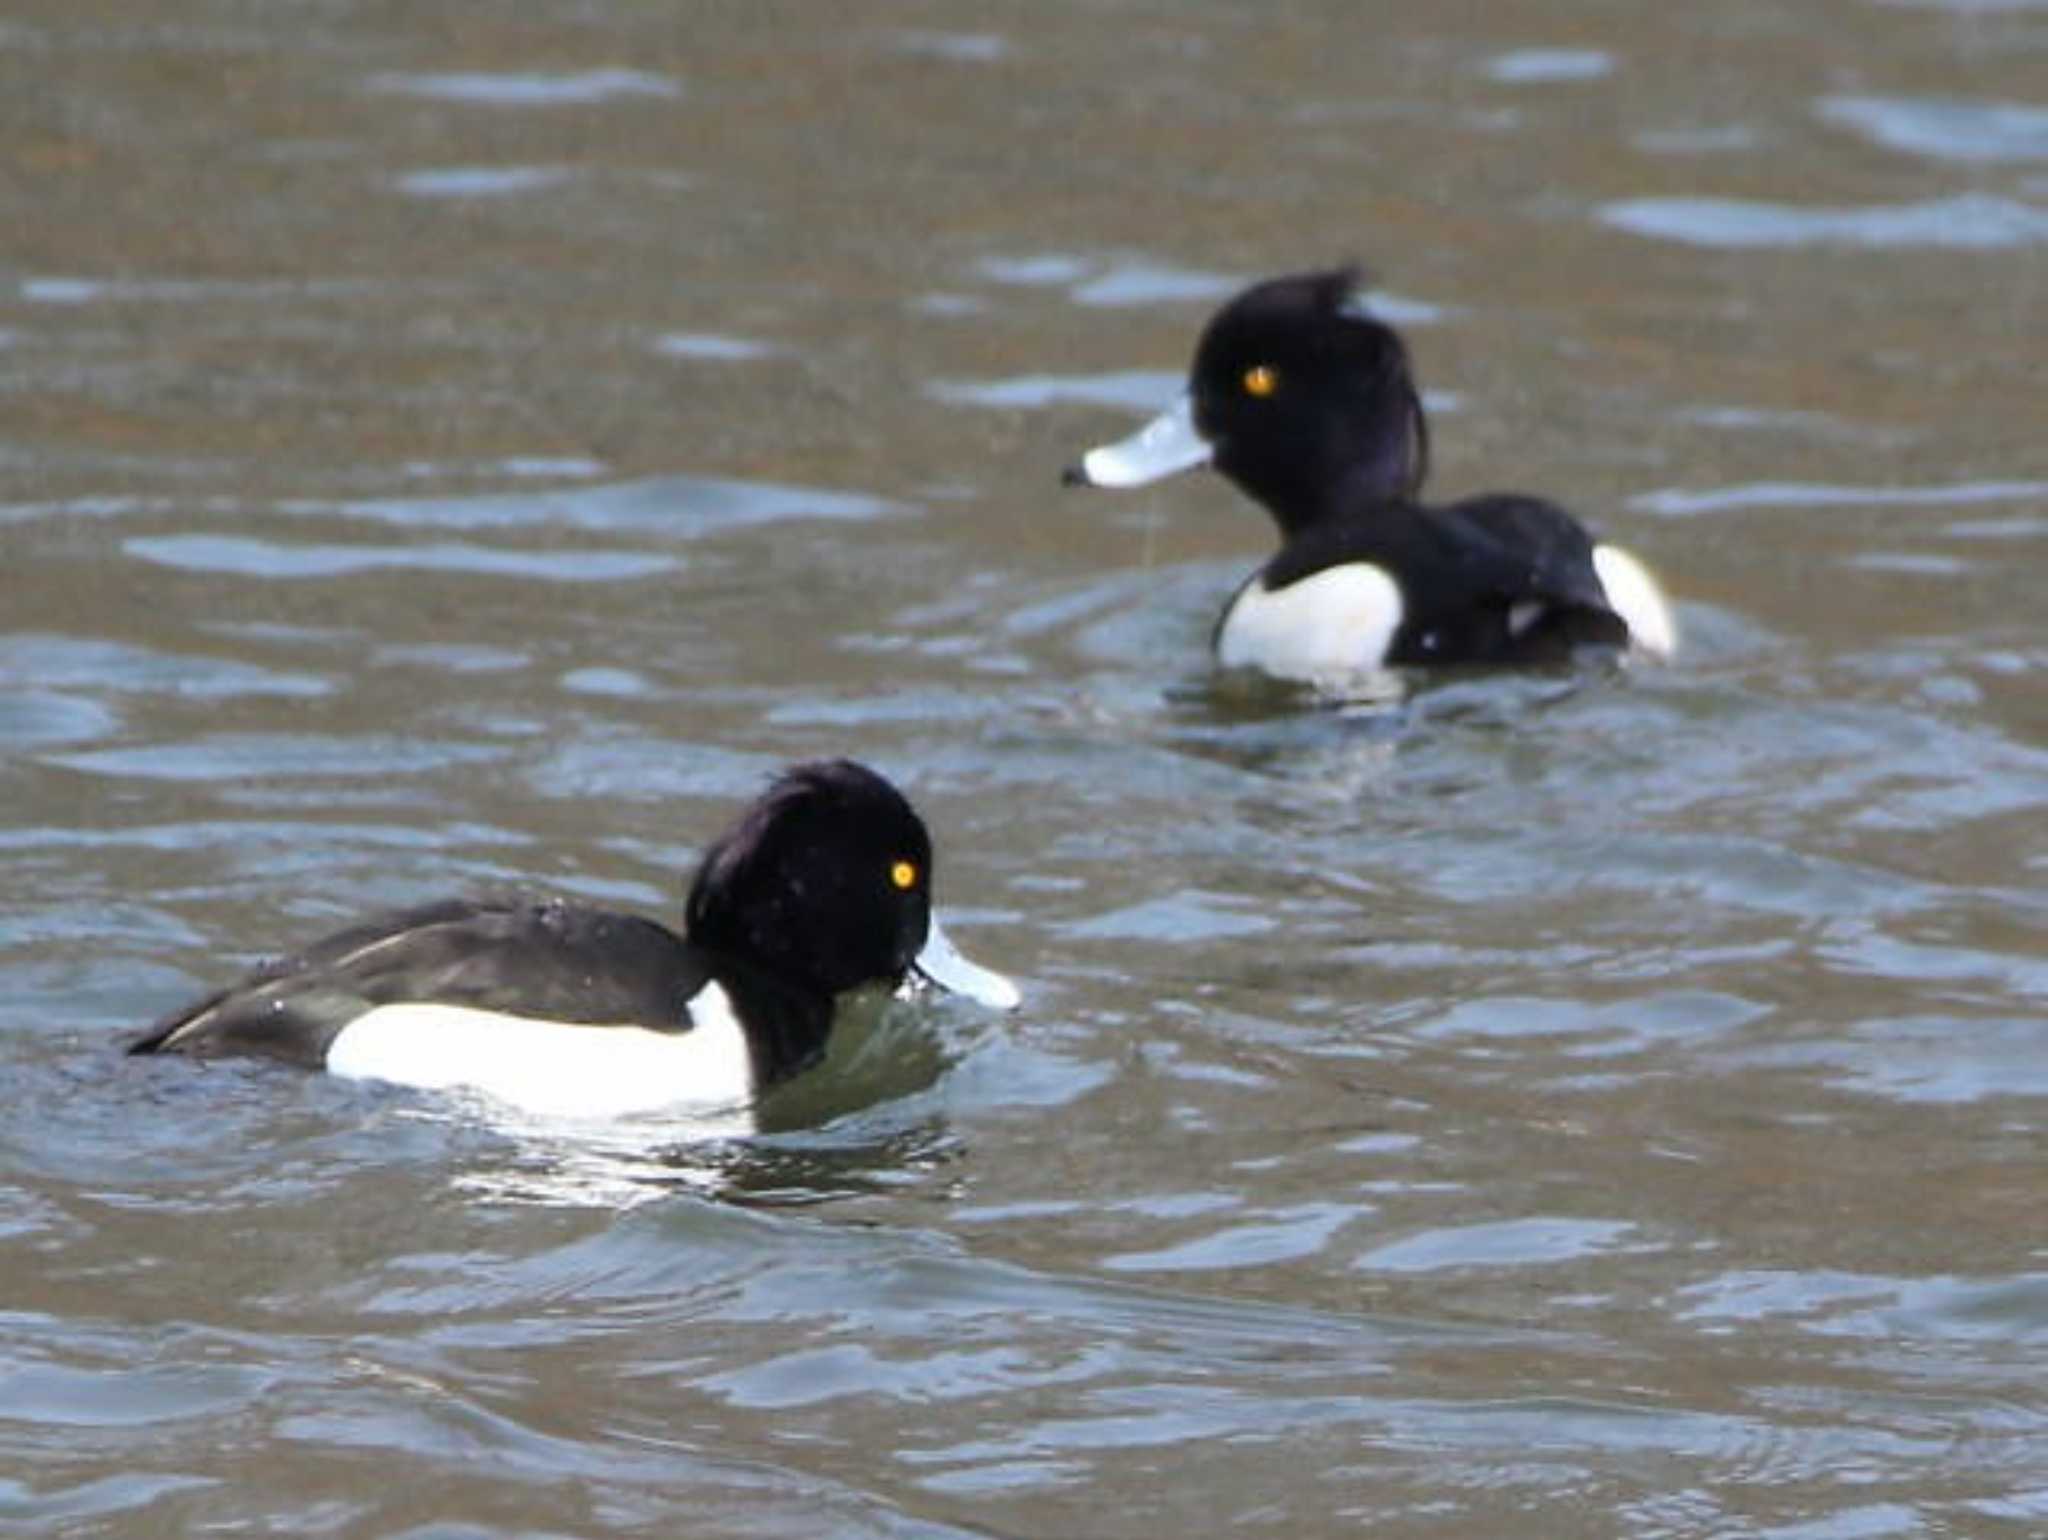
[1443,495,1613,609]
[130,898,710,1064]
[1434,495,1632,652]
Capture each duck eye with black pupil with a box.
[889,859,918,891]
[1242,364,1278,398]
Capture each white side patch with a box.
[1591,544,1678,658]
[324,980,756,1120]
[1215,562,1405,682]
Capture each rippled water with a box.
[4,0,2046,1534]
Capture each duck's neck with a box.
[709,954,839,1087]
[1245,443,1425,539]
[1231,397,1429,541]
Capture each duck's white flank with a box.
[324,980,755,1119]
[1216,561,1405,680]
[1591,544,1678,658]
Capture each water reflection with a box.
[125,535,680,582]
[362,70,681,105]
[1632,478,2048,516]
[651,332,784,361]
[1602,192,2048,247]
[1482,48,1616,83]
[975,253,1241,308]
[306,473,908,534]
[1819,95,2048,161]
[392,167,576,199]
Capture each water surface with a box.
[3,0,2045,1535]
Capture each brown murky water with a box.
[4,1,2046,1535]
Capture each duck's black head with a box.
[1067,268,1430,539]
[685,760,937,999]
[1192,269,1429,521]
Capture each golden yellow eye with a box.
[1242,364,1278,398]
[890,859,919,891]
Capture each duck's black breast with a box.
[1255,493,1628,666]
[129,898,714,1067]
